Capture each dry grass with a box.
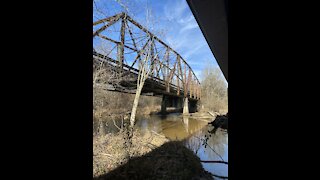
[94,140,214,180]
[93,85,161,121]
[93,130,169,177]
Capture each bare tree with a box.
[129,37,158,127]
[201,64,228,113]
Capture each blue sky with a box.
[93,0,226,82]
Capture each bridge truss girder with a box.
[93,12,201,100]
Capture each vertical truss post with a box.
[165,48,170,92]
[118,15,126,75]
[176,55,181,96]
[150,41,155,79]
[190,79,193,98]
[187,69,192,98]
[183,65,187,97]
[195,83,197,99]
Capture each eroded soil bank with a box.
[93,129,169,177]
[93,130,213,180]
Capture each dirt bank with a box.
[93,130,213,179]
[93,129,169,177]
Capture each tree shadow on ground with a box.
[93,141,213,180]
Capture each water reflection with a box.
[199,126,227,159]
[182,115,189,133]
[136,114,228,178]
[186,126,228,179]
[94,114,228,178]
[137,114,209,140]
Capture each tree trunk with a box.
[129,39,156,127]
[129,83,144,127]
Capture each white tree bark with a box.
[129,41,157,127]
[129,81,144,127]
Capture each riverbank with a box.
[93,129,169,177]
[93,129,214,179]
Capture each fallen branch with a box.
[99,153,115,159]
[208,111,216,117]
[113,119,121,130]
[200,160,228,164]
[206,144,224,161]
[100,153,113,157]
[212,174,228,179]
[193,136,224,161]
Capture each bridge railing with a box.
[93,12,201,100]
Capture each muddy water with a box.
[135,114,209,140]
[96,113,228,179]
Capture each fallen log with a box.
[200,160,228,164]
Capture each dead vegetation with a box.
[93,85,161,128]
[200,64,228,114]
[93,129,169,177]
[94,140,214,180]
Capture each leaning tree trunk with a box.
[130,51,154,127]
[130,80,145,127]
[129,42,157,128]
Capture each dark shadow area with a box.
[148,114,170,120]
[93,141,214,180]
[208,113,228,134]
[152,108,183,116]
[151,111,182,119]
[186,0,228,81]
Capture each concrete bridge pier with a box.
[183,98,198,115]
[183,97,189,115]
[161,95,197,114]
